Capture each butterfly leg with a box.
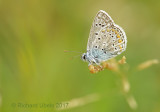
[96,63,103,69]
[92,60,103,70]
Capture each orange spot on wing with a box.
[118,39,122,43]
[107,28,110,32]
[117,34,120,38]
[119,45,122,51]
[102,29,105,33]
[115,31,118,34]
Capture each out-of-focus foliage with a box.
[0,0,160,112]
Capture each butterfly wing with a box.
[87,10,127,63]
[87,10,114,51]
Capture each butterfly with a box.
[81,10,127,66]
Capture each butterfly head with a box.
[81,53,87,62]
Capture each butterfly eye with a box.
[81,54,86,61]
[98,38,100,40]
[83,55,86,60]
[99,24,101,26]
[95,46,98,48]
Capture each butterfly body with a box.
[82,10,127,65]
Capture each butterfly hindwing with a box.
[94,24,127,60]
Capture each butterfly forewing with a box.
[87,10,114,51]
[87,10,127,63]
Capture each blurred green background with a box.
[0,0,160,112]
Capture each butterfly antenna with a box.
[70,55,81,60]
